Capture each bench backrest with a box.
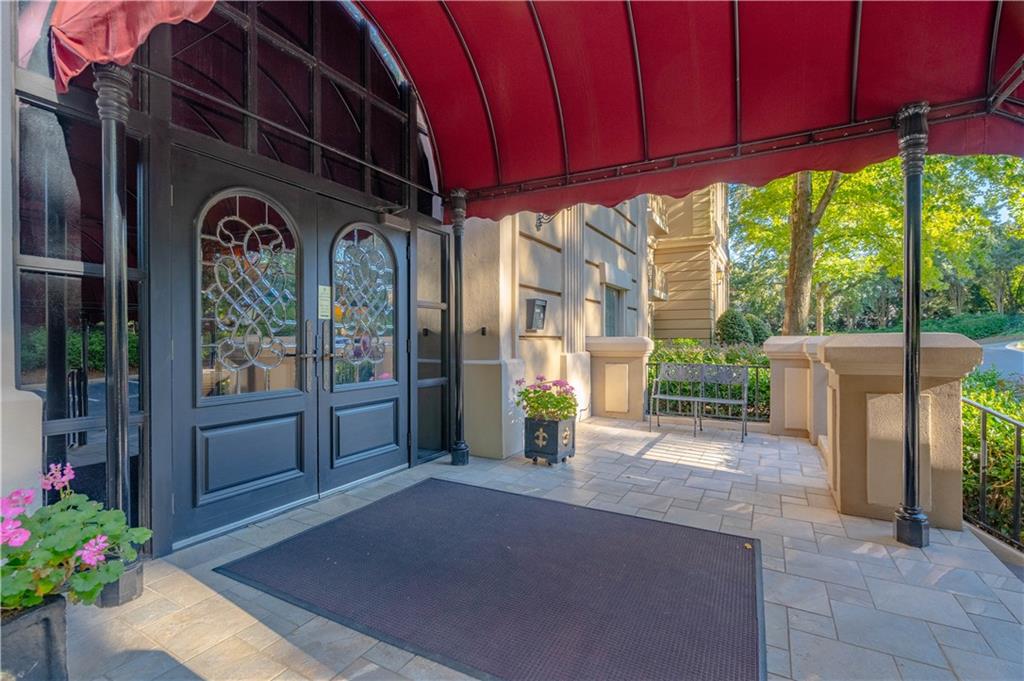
[654,363,749,390]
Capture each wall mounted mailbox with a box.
[525,298,548,331]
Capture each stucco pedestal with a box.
[820,333,981,530]
[802,336,830,449]
[464,358,526,459]
[764,336,813,438]
[585,337,654,421]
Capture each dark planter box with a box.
[524,417,576,465]
[0,594,69,681]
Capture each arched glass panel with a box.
[198,193,299,397]
[332,227,395,386]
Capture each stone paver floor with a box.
[69,418,1024,681]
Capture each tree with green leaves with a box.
[730,154,1024,335]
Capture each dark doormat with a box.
[216,478,766,681]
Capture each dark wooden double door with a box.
[170,149,409,544]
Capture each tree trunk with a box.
[994,276,1006,314]
[782,171,843,335]
[782,173,814,334]
[816,286,826,335]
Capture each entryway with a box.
[168,148,409,544]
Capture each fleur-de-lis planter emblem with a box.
[533,427,549,448]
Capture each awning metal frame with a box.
[466,95,993,202]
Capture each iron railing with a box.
[646,363,770,423]
[962,398,1023,551]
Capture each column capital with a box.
[897,101,929,175]
[93,63,133,124]
[449,189,468,230]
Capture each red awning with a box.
[49,1,1023,220]
[50,0,215,93]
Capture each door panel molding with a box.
[194,413,305,506]
[331,400,399,466]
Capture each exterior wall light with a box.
[525,298,548,331]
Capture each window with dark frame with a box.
[416,227,450,460]
[604,286,623,337]
[15,101,145,524]
[167,2,434,205]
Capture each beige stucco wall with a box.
[462,197,655,458]
[651,184,729,342]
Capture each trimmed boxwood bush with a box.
[745,313,772,345]
[716,309,753,345]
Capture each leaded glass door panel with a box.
[316,195,409,493]
[170,150,318,545]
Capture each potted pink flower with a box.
[514,375,579,466]
[1,463,151,681]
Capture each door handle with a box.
[321,320,332,393]
[300,320,316,393]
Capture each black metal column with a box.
[894,102,930,548]
[449,189,470,465]
[94,63,143,603]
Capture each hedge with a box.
[962,369,1024,545]
[20,326,141,373]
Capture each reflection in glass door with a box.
[416,227,449,462]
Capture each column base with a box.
[894,507,930,547]
[450,441,470,466]
[98,560,144,608]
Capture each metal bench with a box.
[648,363,750,441]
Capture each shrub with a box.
[744,313,772,345]
[648,339,770,421]
[715,309,753,345]
[922,313,1015,340]
[962,369,1023,546]
[19,325,141,373]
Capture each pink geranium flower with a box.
[535,374,546,382]
[41,463,75,492]
[1,518,30,548]
[75,535,110,567]
[1,489,34,518]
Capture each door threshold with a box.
[170,493,320,552]
[318,463,408,499]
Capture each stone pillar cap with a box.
[764,335,813,360]
[802,336,830,360]
[585,336,654,356]
[820,332,981,378]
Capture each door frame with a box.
[169,149,321,549]
[315,195,412,496]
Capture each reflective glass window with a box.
[259,2,312,50]
[19,273,142,418]
[257,39,312,171]
[320,2,363,82]
[44,426,142,525]
[332,227,395,386]
[198,193,300,397]
[18,105,140,268]
[171,12,247,146]
[320,77,363,191]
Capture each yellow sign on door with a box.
[318,285,332,320]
